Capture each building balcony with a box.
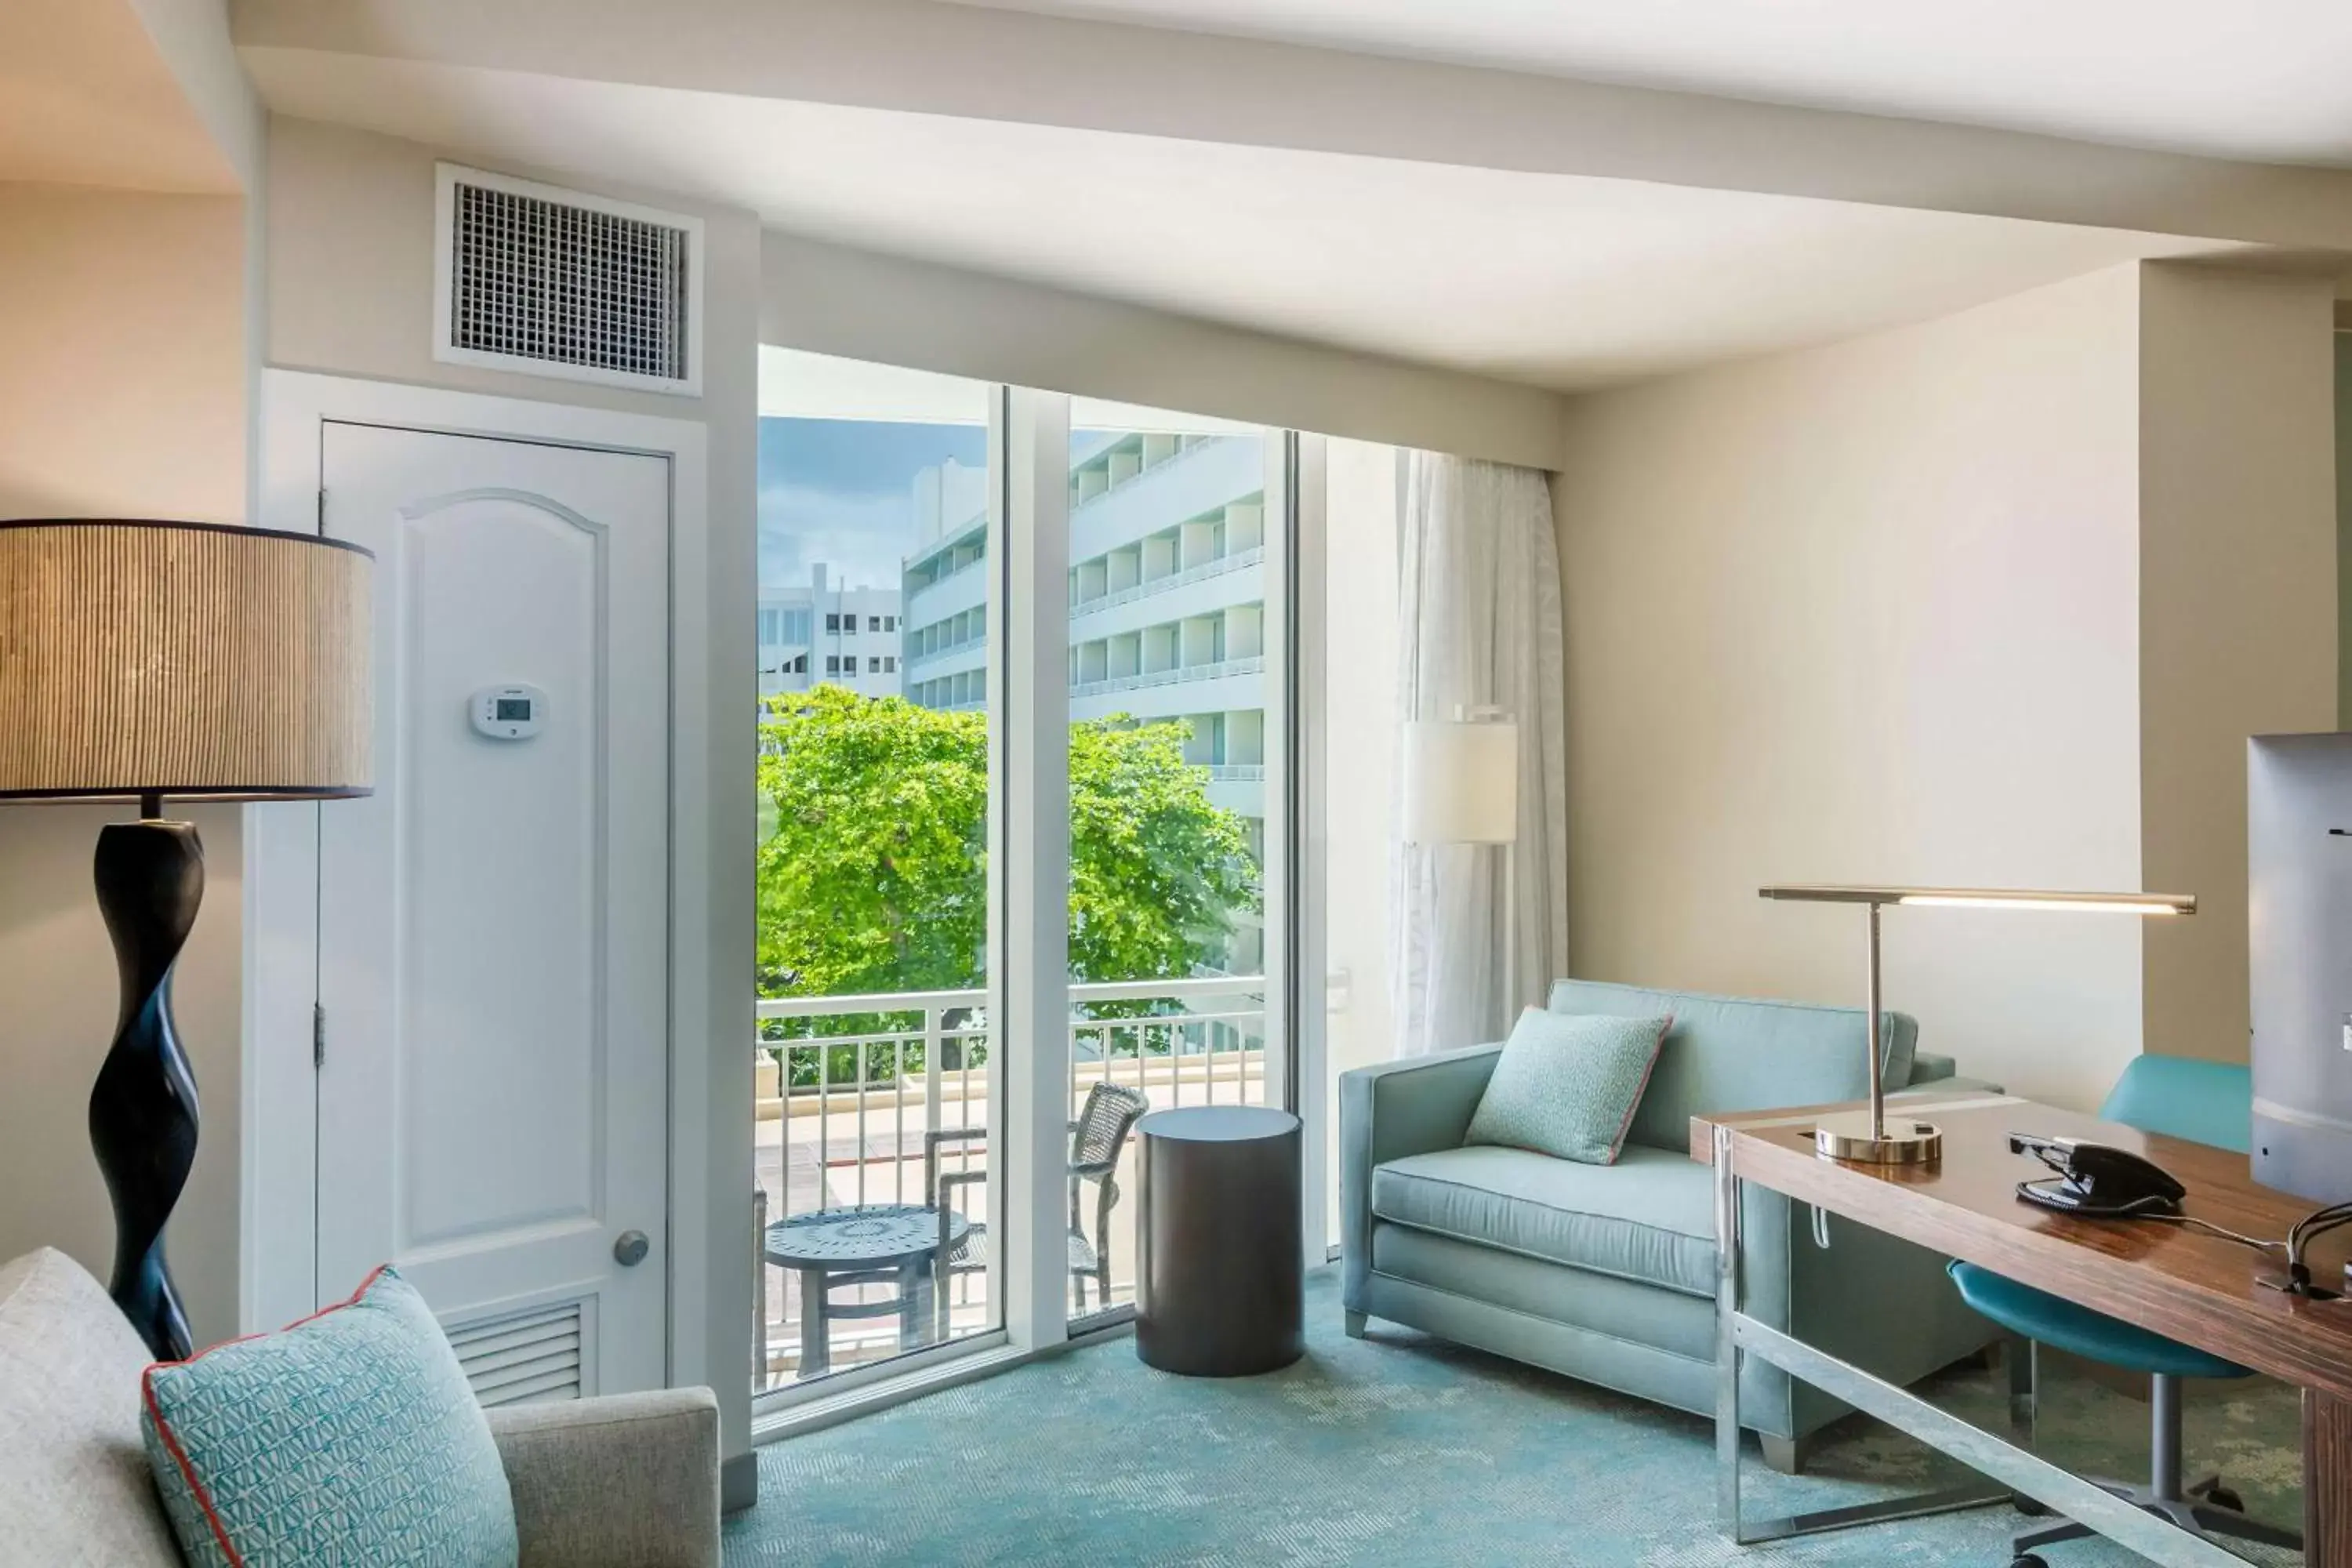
[1069,437,1264,562]
[1068,654,1264,703]
[905,631,987,672]
[905,554,989,629]
[751,978,1269,1397]
[1065,547,1265,642]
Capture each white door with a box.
[316,423,670,1403]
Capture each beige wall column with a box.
[0,186,252,1344]
[2136,263,2338,1063]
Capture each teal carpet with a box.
[727,1271,2303,1566]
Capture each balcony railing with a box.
[1068,654,1265,702]
[752,976,1268,1395]
[1069,545,1265,619]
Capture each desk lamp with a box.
[1759,886,2195,1164]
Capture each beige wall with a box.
[1556,267,2151,1109]
[2339,332,2352,730]
[265,114,760,1474]
[1556,260,2341,1106]
[2136,264,2337,1062]
[0,184,252,1342]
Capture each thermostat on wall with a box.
[470,684,546,740]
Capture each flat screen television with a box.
[2249,732,2352,1201]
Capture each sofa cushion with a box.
[143,1265,518,1568]
[1548,979,1918,1153]
[1465,1008,1671,1165]
[1370,1143,1716,1298]
[0,1247,186,1568]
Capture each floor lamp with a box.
[1403,712,1520,1030]
[1759,884,2196,1164]
[0,520,372,1358]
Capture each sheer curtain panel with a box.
[1392,453,1567,1057]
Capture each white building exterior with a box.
[757,563,905,704]
[904,429,1270,973]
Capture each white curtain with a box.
[1391,452,1568,1056]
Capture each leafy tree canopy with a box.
[756,686,1259,1010]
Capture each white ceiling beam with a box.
[232,0,2352,254]
[760,230,1568,470]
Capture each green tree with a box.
[757,684,1258,1015]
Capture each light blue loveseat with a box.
[1339,979,2000,1470]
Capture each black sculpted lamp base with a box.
[87,806,204,1363]
[0,518,376,1363]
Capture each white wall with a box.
[1320,437,1401,1236]
[1556,267,2150,1108]
[0,185,253,1343]
[266,114,760,1483]
[760,230,1565,470]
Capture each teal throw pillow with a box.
[1465,1007,1672,1165]
[142,1266,517,1568]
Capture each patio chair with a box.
[924,1081,1151,1331]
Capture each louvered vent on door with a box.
[447,1300,585,1407]
[434,163,702,396]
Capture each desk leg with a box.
[799,1269,829,1377]
[2307,1388,2352,1566]
[1712,1125,1743,1535]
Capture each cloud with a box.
[759,481,914,591]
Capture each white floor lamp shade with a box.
[1401,718,1517,845]
[1402,717,1521,1027]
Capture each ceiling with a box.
[0,0,241,192]
[240,51,2240,393]
[942,0,2352,169]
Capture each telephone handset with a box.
[2008,1133,2187,1217]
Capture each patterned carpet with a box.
[726,1270,2304,1566]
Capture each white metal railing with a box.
[752,976,1268,1390]
[1068,654,1265,702]
[1069,545,1264,619]
[1206,764,1265,782]
[907,630,987,668]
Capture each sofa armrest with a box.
[488,1388,720,1568]
[1339,1043,1502,1304]
[1906,1050,1956,1087]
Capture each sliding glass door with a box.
[753,351,1003,1399]
[753,355,1314,1414]
[1060,402,1290,1328]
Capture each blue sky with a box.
[757,417,986,590]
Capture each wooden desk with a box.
[1693,1089,2352,1566]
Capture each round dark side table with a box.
[1134,1105,1304,1377]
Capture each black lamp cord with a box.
[2280,1202,2352,1296]
[2143,1200,2352,1298]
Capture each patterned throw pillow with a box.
[1465,1008,1673,1165]
[142,1266,517,1568]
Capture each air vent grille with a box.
[436,164,700,394]
[447,1299,584,1407]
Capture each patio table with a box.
[764,1203,970,1376]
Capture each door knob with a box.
[613,1230,651,1267]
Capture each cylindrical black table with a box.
[1134,1105,1304,1377]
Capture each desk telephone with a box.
[2007,1133,2186,1217]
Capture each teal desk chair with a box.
[1946,1055,2299,1566]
